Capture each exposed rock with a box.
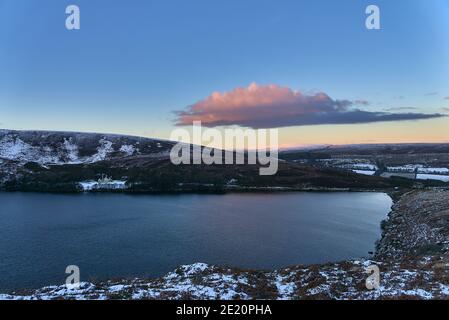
[376,189,449,258]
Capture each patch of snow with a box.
[86,139,114,163]
[353,170,376,176]
[0,135,61,164]
[307,284,331,296]
[0,136,32,160]
[119,145,135,156]
[418,167,449,174]
[79,181,98,191]
[63,138,81,163]
[401,289,434,299]
[387,164,424,172]
[440,284,449,296]
[352,164,378,170]
[416,174,449,182]
[179,263,209,276]
[274,274,296,300]
[108,285,127,292]
[339,163,378,171]
[79,180,127,191]
[227,179,238,186]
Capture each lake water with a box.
[0,192,392,291]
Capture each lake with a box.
[0,192,392,291]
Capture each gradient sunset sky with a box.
[1,0,448,148]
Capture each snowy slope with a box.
[0,129,173,165]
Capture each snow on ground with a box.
[0,135,60,164]
[0,134,115,165]
[79,180,127,191]
[119,144,136,156]
[418,168,449,174]
[79,181,99,191]
[86,139,114,163]
[351,164,378,170]
[0,263,254,300]
[63,138,81,163]
[1,257,448,300]
[387,164,424,172]
[416,174,449,182]
[353,170,376,176]
[274,273,296,300]
[0,131,161,166]
[351,164,377,170]
[338,163,378,171]
[0,136,32,160]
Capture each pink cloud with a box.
[175,83,444,129]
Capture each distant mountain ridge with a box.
[0,129,422,193]
[283,143,449,155]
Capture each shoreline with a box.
[0,184,415,195]
[1,188,448,300]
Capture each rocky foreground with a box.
[1,189,448,300]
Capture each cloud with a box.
[444,97,449,100]
[354,100,370,106]
[384,107,417,112]
[175,83,445,129]
[425,92,439,96]
[442,107,449,113]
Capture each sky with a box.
[0,0,449,148]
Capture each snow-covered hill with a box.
[0,129,416,193]
[0,129,173,165]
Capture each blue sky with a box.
[0,0,448,145]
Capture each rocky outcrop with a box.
[376,189,449,259]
